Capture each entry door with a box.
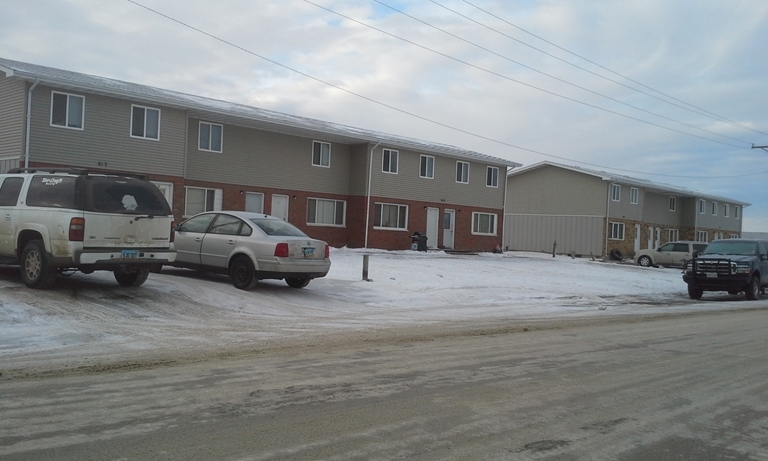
[271,194,289,221]
[443,209,455,249]
[647,226,654,249]
[426,207,439,249]
[634,224,641,253]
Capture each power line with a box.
[124,0,768,179]
[454,0,768,137]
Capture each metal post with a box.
[362,254,369,281]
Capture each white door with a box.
[245,192,264,213]
[634,224,641,253]
[647,226,654,249]
[443,209,455,249]
[271,194,289,221]
[426,207,439,249]
[655,227,661,248]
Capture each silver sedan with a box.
[171,211,330,289]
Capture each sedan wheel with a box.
[285,277,310,289]
[637,255,653,267]
[229,256,258,290]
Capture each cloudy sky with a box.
[2,0,767,231]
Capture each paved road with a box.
[1,310,767,460]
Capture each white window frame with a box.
[184,186,222,216]
[711,201,718,216]
[610,184,621,202]
[696,230,709,242]
[374,202,408,230]
[199,121,223,153]
[307,198,346,227]
[130,104,160,140]
[312,141,331,167]
[735,206,740,219]
[471,212,497,235]
[50,91,84,130]
[723,204,729,218]
[629,187,639,204]
[609,222,625,240]
[486,166,499,188]
[456,161,470,184]
[382,149,399,174]
[420,155,435,179]
[669,196,677,212]
[668,229,679,242]
[699,199,706,214]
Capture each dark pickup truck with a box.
[683,239,768,300]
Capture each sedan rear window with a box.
[250,218,307,237]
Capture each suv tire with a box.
[114,268,150,287]
[745,276,760,301]
[20,240,57,289]
[637,255,653,267]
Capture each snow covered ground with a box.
[1,248,765,377]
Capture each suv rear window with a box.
[87,177,171,215]
[26,175,80,209]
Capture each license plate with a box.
[303,247,315,257]
[121,250,140,259]
[706,272,718,278]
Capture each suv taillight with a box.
[274,243,289,258]
[69,217,85,241]
[170,221,176,243]
[324,244,330,259]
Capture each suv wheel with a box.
[285,277,310,289]
[114,268,150,287]
[20,240,57,289]
[745,276,760,300]
[637,255,653,267]
[687,284,703,300]
[229,256,258,290]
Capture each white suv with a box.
[0,168,176,288]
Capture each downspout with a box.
[604,183,614,258]
[501,165,515,251]
[363,140,381,249]
[24,79,40,168]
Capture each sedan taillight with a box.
[324,244,330,259]
[69,217,85,241]
[274,243,289,257]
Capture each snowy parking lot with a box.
[1,248,764,379]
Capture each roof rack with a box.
[7,168,148,180]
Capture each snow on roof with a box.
[0,57,520,167]
[508,161,750,206]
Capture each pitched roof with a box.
[0,57,520,168]
[508,161,750,206]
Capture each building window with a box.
[307,198,345,226]
[374,203,408,230]
[312,141,331,167]
[456,161,470,184]
[668,229,679,242]
[131,105,160,140]
[611,184,621,202]
[420,155,435,179]
[199,122,223,152]
[669,197,677,212]
[472,212,497,235]
[609,222,625,240]
[696,231,708,242]
[735,206,740,219]
[245,192,264,213]
[486,166,499,188]
[630,187,639,204]
[185,187,221,216]
[723,204,729,217]
[50,91,84,129]
[699,199,706,214]
[711,201,718,216]
[382,149,399,174]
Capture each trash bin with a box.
[411,232,428,252]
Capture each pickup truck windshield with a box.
[701,241,757,256]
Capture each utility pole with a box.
[751,144,768,152]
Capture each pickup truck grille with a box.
[692,259,735,275]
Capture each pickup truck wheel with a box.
[20,240,57,289]
[114,268,150,287]
[687,284,703,300]
[637,255,652,267]
[285,277,310,289]
[745,276,760,300]
[230,256,258,290]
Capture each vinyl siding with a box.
[28,85,185,176]
[694,198,742,232]
[0,78,25,159]
[185,121,351,195]
[608,184,643,220]
[643,191,682,226]
[504,214,604,255]
[506,165,606,215]
[365,146,505,208]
